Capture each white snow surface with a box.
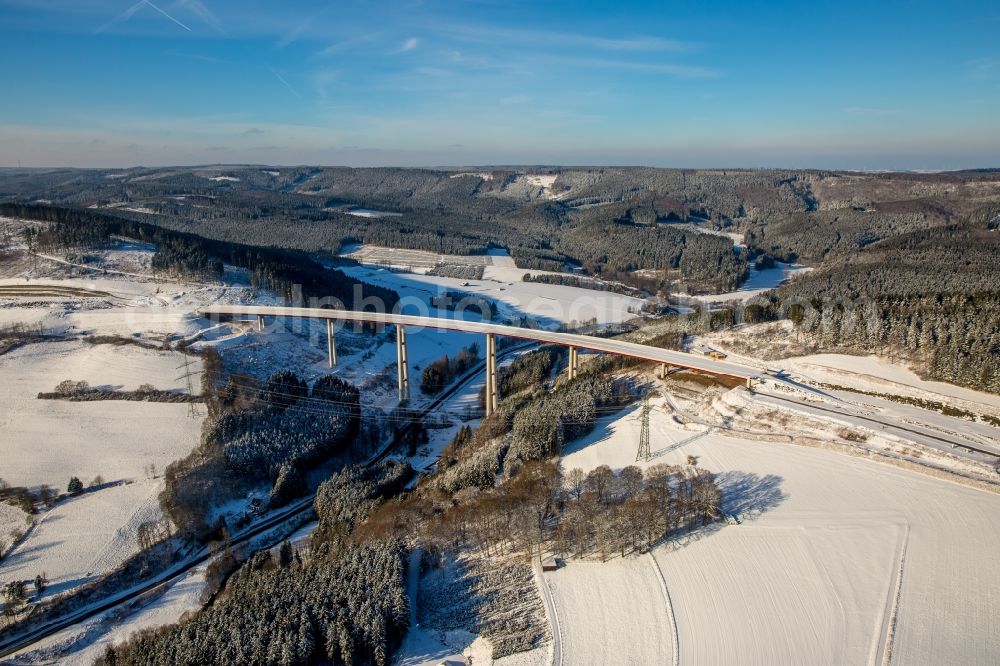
[550,397,1000,665]
[545,556,673,665]
[345,208,403,218]
[0,480,163,600]
[683,262,811,303]
[0,340,203,488]
[339,262,642,327]
[9,561,209,665]
[779,352,1000,413]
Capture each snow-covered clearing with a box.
[549,392,1000,665]
[345,208,403,218]
[684,262,811,303]
[523,174,558,191]
[395,549,550,666]
[450,171,495,181]
[0,340,203,488]
[661,221,744,248]
[0,480,162,599]
[340,244,492,271]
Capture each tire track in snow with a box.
[648,552,680,666]
[532,559,563,666]
[874,523,910,666]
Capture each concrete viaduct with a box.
[200,305,760,416]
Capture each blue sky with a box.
[1,0,998,168]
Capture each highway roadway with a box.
[200,305,759,383]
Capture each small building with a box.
[541,556,561,571]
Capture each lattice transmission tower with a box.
[636,396,651,462]
[176,355,202,419]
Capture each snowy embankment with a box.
[548,395,1000,665]
[778,352,1000,415]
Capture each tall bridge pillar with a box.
[485,333,498,416]
[256,315,265,332]
[326,319,337,367]
[396,324,410,402]
[568,346,579,380]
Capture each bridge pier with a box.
[568,346,579,380]
[256,315,265,332]
[485,333,498,416]
[396,325,410,402]
[326,319,337,367]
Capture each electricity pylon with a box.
[636,396,651,462]
[176,355,202,418]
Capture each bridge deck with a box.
[200,305,759,382]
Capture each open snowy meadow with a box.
[0,340,203,489]
[548,398,1000,665]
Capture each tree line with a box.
[0,203,399,310]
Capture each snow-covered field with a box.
[340,262,642,327]
[340,244,491,270]
[549,394,1000,665]
[545,556,673,665]
[0,340,203,488]
[0,480,163,599]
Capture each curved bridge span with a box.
[200,305,760,412]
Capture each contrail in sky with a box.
[143,0,192,32]
[96,0,192,34]
[269,68,301,98]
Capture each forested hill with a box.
[770,219,1000,393]
[2,166,998,295]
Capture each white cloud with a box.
[399,37,419,52]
